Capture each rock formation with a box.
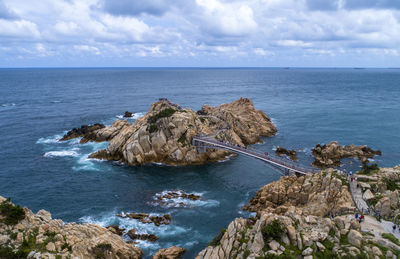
[117,213,171,226]
[275,146,297,160]
[355,164,400,218]
[312,141,381,167]
[243,169,354,217]
[88,98,277,166]
[0,196,143,259]
[124,111,133,118]
[197,170,400,259]
[60,124,105,143]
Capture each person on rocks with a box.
[393,224,396,232]
[355,213,359,219]
[351,177,354,182]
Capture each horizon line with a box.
[0,66,399,69]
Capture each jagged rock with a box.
[153,246,186,259]
[117,213,171,226]
[312,141,381,167]
[372,246,383,256]
[106,225,125,236]
[89,98,276,166]
[275,146,297,160]
[127,229,158,242]
[244,169,352,217]
[124,111,133,118]
[60,124,105,142]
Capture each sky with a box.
[0,0,400,67]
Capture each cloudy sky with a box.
[1,0,400,67]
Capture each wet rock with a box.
[117,213,171,226]
[312,141,381,168]
[275,146,297,160]
[124,111,133,118]
[60,124,105,141]
[127,229,158,242]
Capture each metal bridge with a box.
[192,136,319,175]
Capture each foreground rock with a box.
[153,246,185,259]
[312,141,381,167]
[244,169,353,217]
[275,146,297,160]
[89,98,277,166]
[0,196,143,259]
[60,124,105,143]
[197,170,400,258]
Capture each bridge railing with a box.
[193,136,319,174]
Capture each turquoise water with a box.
[0,68,399,257]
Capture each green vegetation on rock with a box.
[0,198,25,225]
[262,219,284,240]
[382,233,400,246]
[359,163,379,175]
[147,108,176,124]
[208,229,226,247]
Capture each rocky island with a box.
[62,98,277,166]
[312,141,382,168]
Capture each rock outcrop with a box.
[312,141,381,167]
[197,170,400,259]
[0,196,143,259]
[356,165,400,218]
[89,98,277,166]
[124,111,133,118]
[275,146,297,160]
[60,124,105,143]
[243,169,354,217]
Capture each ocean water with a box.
[0,68,399,257]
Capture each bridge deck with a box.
[193,136,319,175]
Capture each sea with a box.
[0,68,399,258]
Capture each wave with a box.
[150,190,220,208]
[44,150,79,157]
[80,210,190,250]
[1,103,16,107]
[36,134,64,144]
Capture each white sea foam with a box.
[151,190,220,208]
[1,103,16,107]
[36,134,63,144]
[44,150,79,157]
[72,154,100,171]
[80,210,190,250]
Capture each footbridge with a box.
[192,136,319,175]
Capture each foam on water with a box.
[151,190,220,208]
[36,134,63,144]
[44,150,79,157]
[80,210,190,251]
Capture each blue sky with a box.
[0,0,400,67]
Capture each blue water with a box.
[0,68,399,257]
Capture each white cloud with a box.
[195,0,257,37]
